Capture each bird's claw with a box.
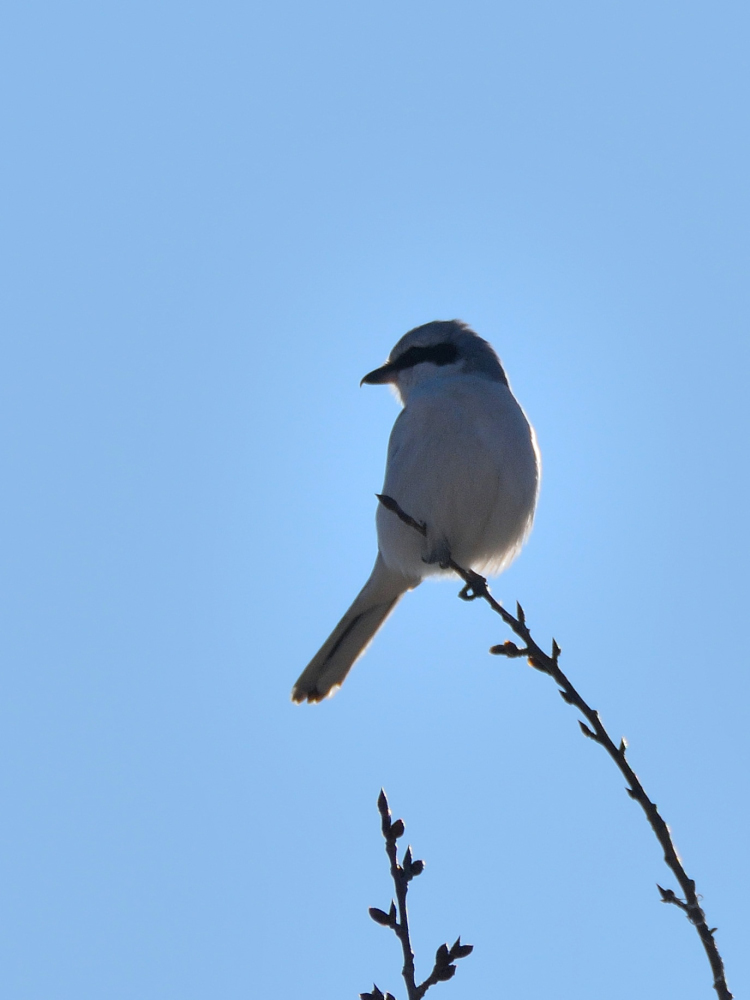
[458,570,487,601]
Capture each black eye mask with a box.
[390,342,459,371]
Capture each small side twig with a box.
[376,493,733,1000]
[361,790,473,1000]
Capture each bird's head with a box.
[361,320,507,404]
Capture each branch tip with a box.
[369,906,395,928]
[378,788,389,816]
[489,640,524,657]
[360,986,396,1000]
[365,793,472,1000]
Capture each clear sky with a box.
[1,2,748,998]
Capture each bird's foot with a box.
[421,536,452,570]
[458,570,488,601]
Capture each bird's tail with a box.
[292,554,417,703]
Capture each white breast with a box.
[376,375,540,580]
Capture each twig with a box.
[376,493,733,1000]
[361,790,473,1000]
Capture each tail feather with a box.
[292,555,416,703]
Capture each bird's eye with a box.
[391,343,459,371]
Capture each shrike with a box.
[292,320,540,703]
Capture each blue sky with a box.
[1,2,748,997]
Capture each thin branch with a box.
[376,493,733,1000]
[361,790,472,1000]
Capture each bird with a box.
[292,320,540,703]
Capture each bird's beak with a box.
[361,362,397,386]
